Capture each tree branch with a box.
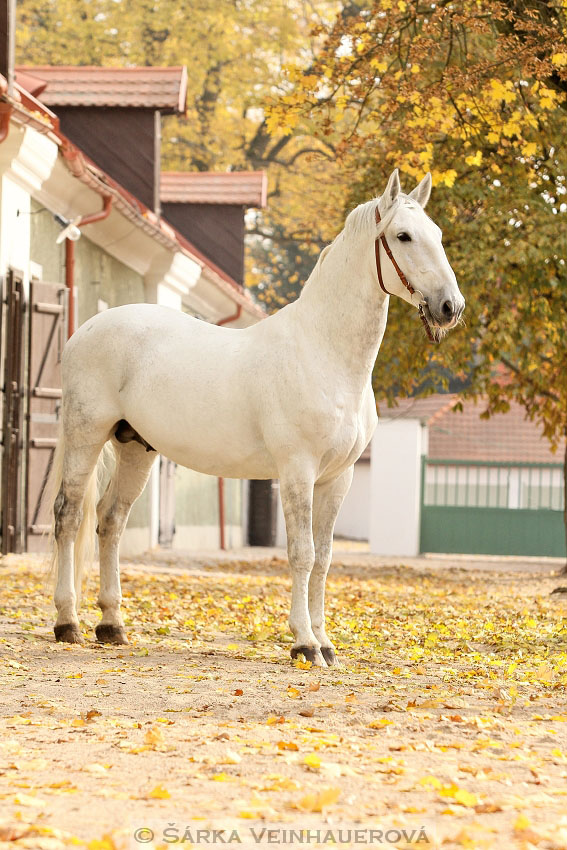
[500,355,560,402]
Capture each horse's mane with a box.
[301,193,417,293]
[344,194,419,239]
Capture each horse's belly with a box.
[160,441,278,480]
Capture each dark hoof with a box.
[291,646,327,667]
[321,646,339,667]
[95,624,129,645]
[54,623,82,644]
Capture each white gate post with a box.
[369,418,425,556]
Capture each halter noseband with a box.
[374,206,436,343]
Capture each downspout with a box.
[65,196,113,337]
[65,239,75,338]
[217,304,242,327]
[216,304,243,549]
[0,101,12,143]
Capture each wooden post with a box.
[153,109,161,218]
[0,0,15,96]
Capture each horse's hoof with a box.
[320,647,340,667]
[291,646,327,667]
[95,624,129,645]
[54,623,82,644]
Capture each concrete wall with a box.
[0,177,31,286]
[2,131,253,558]
[173,467,244,549]
[334,460,371,540]
[29,199,146,325]
[29,201,152,555]
[369,418,425,556]
[275,459,371,548]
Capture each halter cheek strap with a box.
[374,206,437,343]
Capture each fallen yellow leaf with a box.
[295,786,340,813]
[147,784,171,799]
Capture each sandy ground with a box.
[1,547,567,850]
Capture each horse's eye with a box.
[397,232,412,242]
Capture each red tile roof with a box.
[379,394,564,463]
[15,66,187,113]
[14,70,47,99]
[378,395,454,424]
[161,171,268,207]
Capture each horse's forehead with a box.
[394,203,441,238]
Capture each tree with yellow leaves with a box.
[15,0,345,307]
[268,0,567,560]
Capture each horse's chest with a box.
[317,394,375,479]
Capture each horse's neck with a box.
[296,233,388,391]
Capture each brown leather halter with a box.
[374,206,437,343]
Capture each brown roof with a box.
[14,70,47,99]
[1,71,264,320]
[380,394,564,463]
[377,395,455,424]
[15,66,187,113]
[161,171,268,207]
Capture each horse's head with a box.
[375,169,465,342]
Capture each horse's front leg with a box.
[280,467,326,667]
[309,467,354,667]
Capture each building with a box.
[328,395,565,559]
[0,57,267,555]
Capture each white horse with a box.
[50,169,464,667]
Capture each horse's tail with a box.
[47,432,113,606]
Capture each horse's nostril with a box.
[441,300,454,320]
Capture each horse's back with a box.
[60,304,279,476]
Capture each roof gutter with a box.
[0,100,12,142]
[0,76,264,320]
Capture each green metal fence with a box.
[420,459,566,557]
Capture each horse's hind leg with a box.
[54,439,106,644]
[95,439,156,644]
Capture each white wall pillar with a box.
[369,418,424,556]
[0,175,31,287]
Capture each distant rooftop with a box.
[161,171,268,207]
[378,394,564,464]
[15,65,188,113]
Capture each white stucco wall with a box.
[369,418,425,556]
[0,175,31,287]
[275,458,371,548]
[334,460,371,540]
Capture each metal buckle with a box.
[410,289,426,308]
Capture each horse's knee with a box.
[313,543,332,572]
[288,537,315,571]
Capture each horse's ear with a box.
[409,172,432,208]
[379,168,401,213]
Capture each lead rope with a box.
[374,207,436,343]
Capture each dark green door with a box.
[420,459,566,557]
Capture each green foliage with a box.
[270,0,567,450]
[247,219,321,311]
[15,0,343,308]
